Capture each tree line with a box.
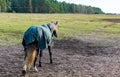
[0,0,104,14]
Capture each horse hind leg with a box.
[22,51,30,75]
[33,66,38,72]
[33,49,39,72]
[22,65,27,75]
[22,44,37,75]
[22,55,28,75]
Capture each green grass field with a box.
[0,13,120,45]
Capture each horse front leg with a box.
[39,50,42,67]
[48,46,53,64]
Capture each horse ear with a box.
[55,21,58,25]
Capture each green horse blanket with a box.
[22,24,53,50]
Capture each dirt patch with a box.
[0,38,120,77]
[102,18,120,23]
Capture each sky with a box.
[57,0,120,14]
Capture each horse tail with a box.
[24,44,37,69]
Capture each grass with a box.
[0,13,120,45]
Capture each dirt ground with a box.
[0,37,120,77]
[102,18,120,23]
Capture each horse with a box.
[22,21,58,75]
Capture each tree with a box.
[87,6,94,14]
[3,0,104,14]
[0,0,7,12]
[93,7,104,14]
[29,0,32,13]
[6,0,12,12]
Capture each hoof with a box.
[22,70,26,75]
[50,61,53,64]
[38,64,42,67]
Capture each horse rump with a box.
[22,44,37,75]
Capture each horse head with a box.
[50,21,58,38]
